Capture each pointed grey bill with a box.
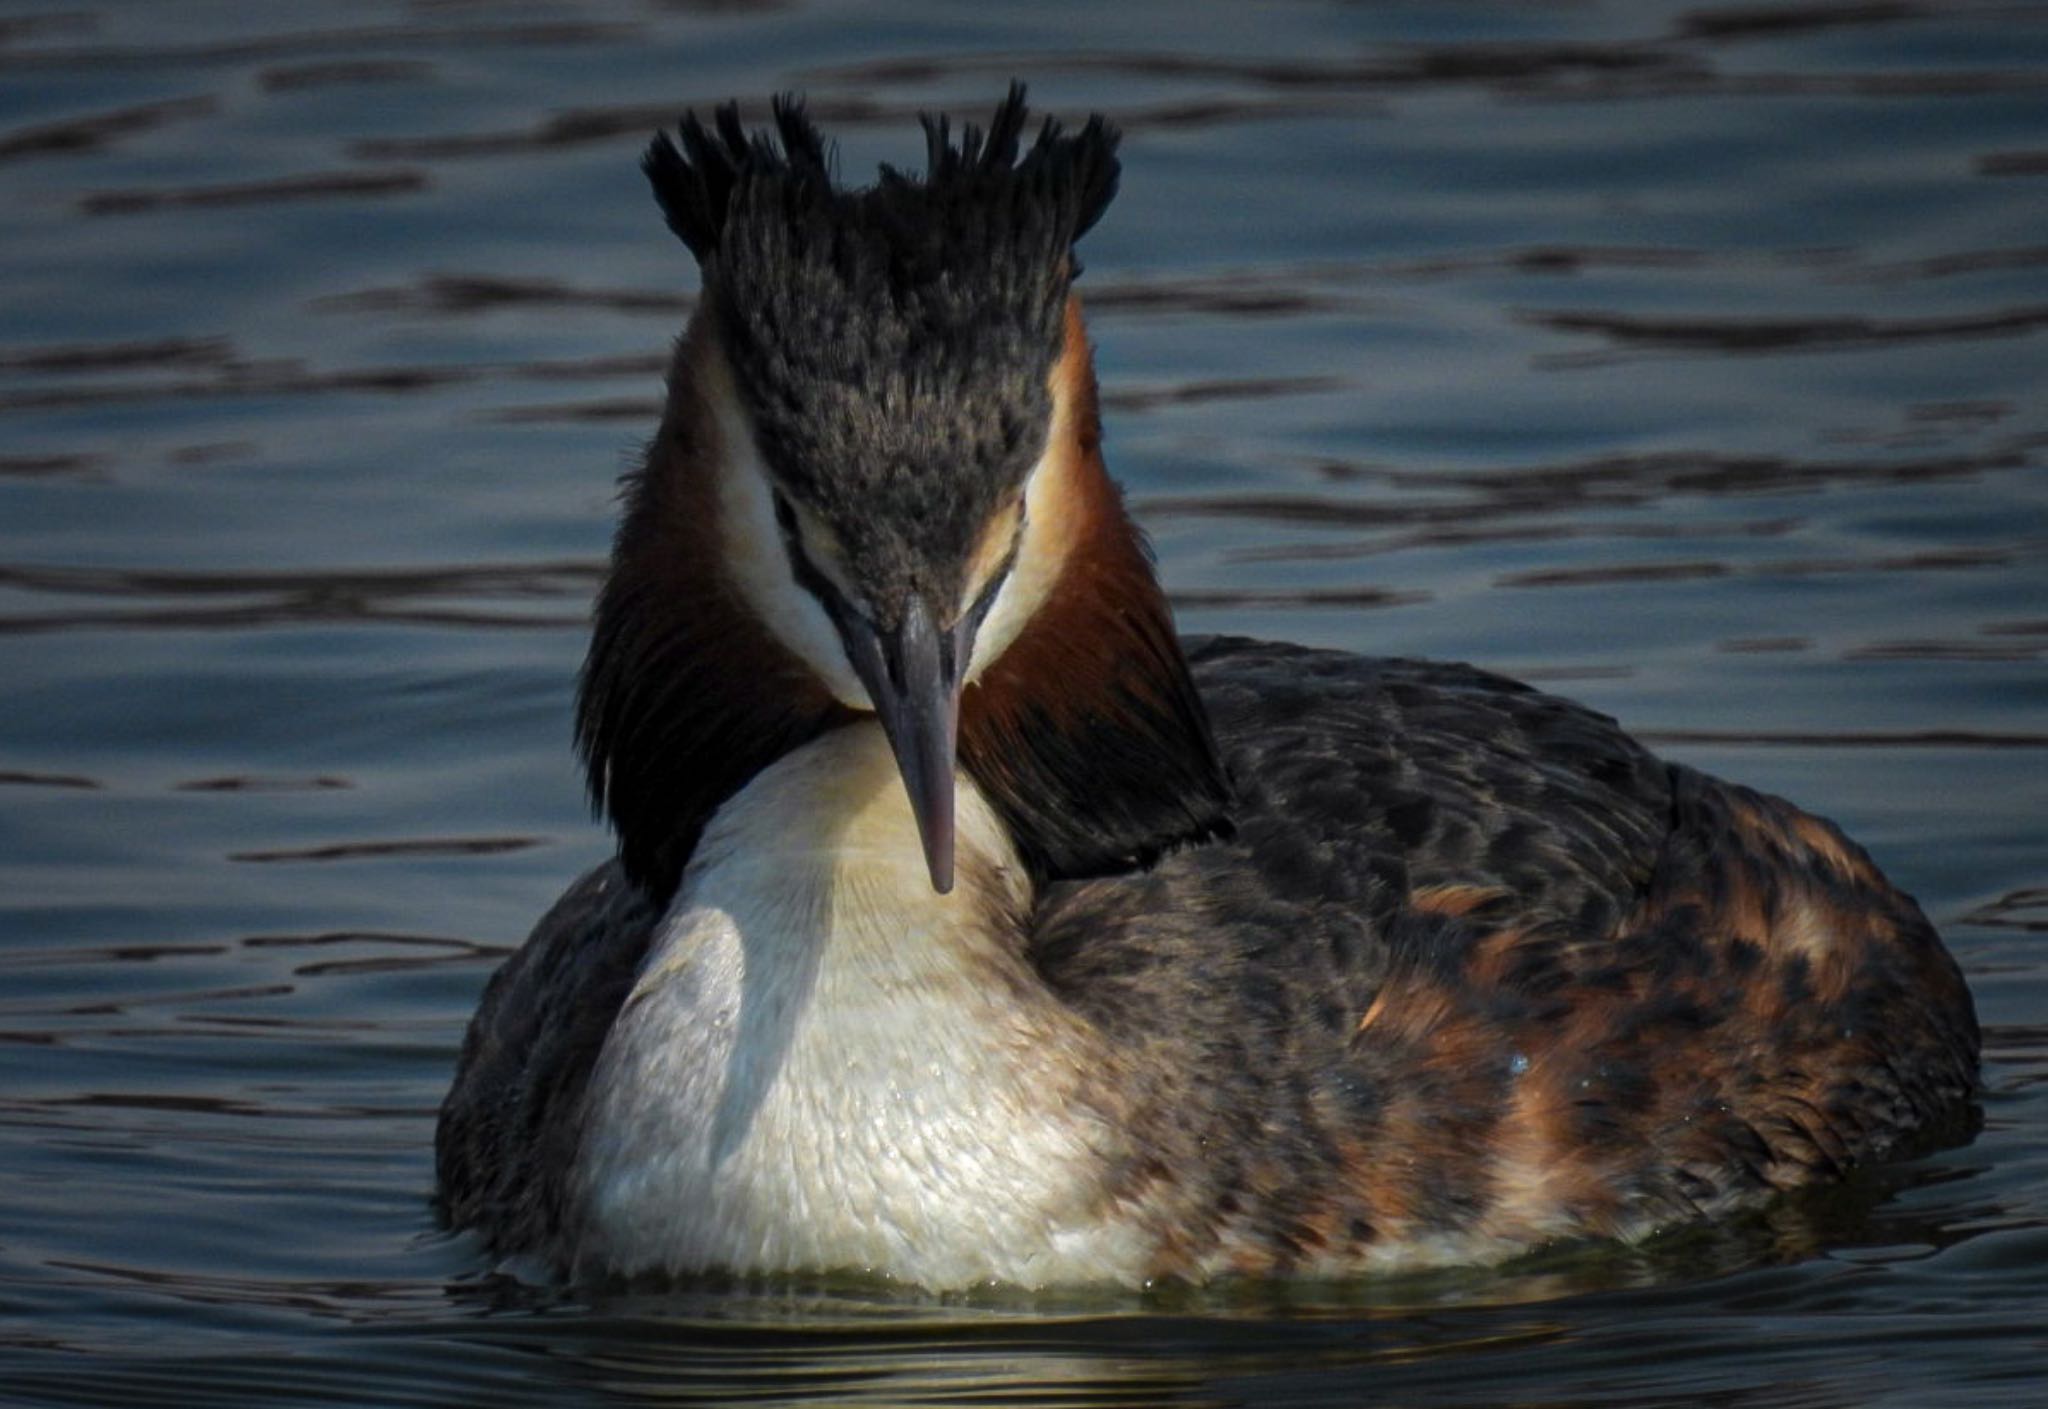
[836,594,969,894]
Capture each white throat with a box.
[567,723,1141,1289]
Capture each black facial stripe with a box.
[772,490,863,639]
[962,532,1021,642]
[773,487,1020,666]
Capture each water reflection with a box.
[0,561,598,633]
[0,768,100,789]
[1978,150,2048,175]
[1960,889,2048,933]
[229,837,541,863]
[315,275,692,317]
[0,96,217,163]
[1526,306,2048,359]
[408,1166,1992,1405]
[0,18,640,70]
[80,168,429,216]
[0,453,106,480]
[258,59,437,92]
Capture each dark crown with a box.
[643,86,1122,617]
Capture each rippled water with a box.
[2,1,2045,1404]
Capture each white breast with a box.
[567,723,1146,1289]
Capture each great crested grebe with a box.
[437,88,1979,1290]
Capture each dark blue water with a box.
[2,1,2044,1404]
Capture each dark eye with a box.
[771,490,799,538]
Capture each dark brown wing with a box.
[1343,764,1978,1245]
[1027,637,1978,1275]
[1029,636,1682,1042]
[435,861,659,1254]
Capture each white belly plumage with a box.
[567,724,1146,1289]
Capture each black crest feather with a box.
[642,83,1119,268]
[642,86,1124,623]
[644,96,832,260]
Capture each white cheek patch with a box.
[701,364,873,710]
[967,450,1064,682]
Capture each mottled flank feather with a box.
[436,864,656,1250]
[1021,640,1977,1276]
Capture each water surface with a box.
[2,1,2045,1404]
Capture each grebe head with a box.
[581,88,1227,902]
[643,87,1117,893]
